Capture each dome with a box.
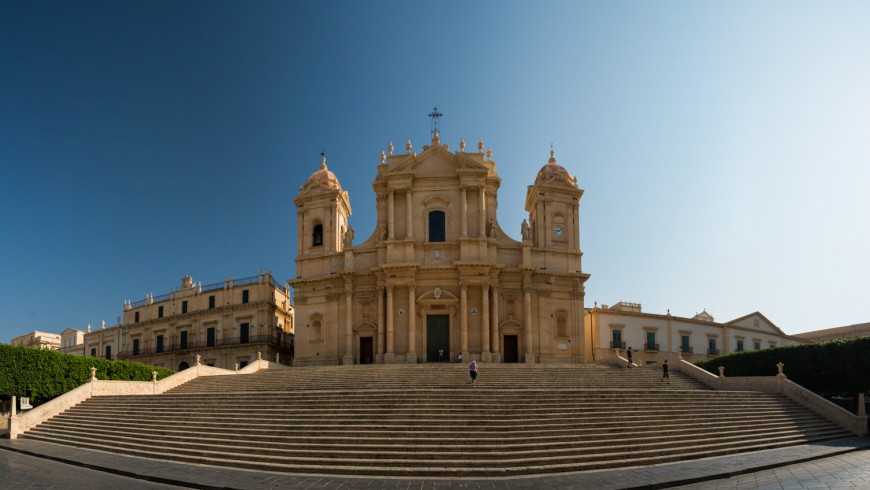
[303,155,342,192]
[535,150,578,187]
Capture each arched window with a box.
[428,211,445,242]
[312,224,323,246]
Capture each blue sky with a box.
[1,1,868,341]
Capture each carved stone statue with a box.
[487,218,496,238]
[343,224,355,248]
[434,287,442,300]
[521,219,531,241]
[181,275,195,289]
[378,222,388,241]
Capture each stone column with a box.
[407,283,417,363]
[385,284,395,362]
[343,277,354,365]
[388,189,395,240]
[491,285,500,356]
[297,211,304,252]
[523,275,535,363]
[377,286,385,360]
[481,282,491,361]
[460,185,468,237]
[478,187,487,237]
[405,189,413,239]
[460,281,469,357]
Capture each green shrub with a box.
[694,337,870,397]
[0,344,174,404]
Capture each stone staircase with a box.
[20,363,853,477]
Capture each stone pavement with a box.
[0,437,868,489]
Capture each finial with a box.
[549,143,556,163]
[87,323,91,333]
[320,151,326,169]
[432,131,440,145]
[380,150,386,164]
[388,141,394,156]
[406,139,412,153]
[486,147,493,160]
[459,137,466,152]
[428,106,443,135]
[477,139,484,153]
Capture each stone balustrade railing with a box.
[8,352,285,439]
[677,358,867,438]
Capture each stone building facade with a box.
[10,331,61,350]
[794,322,870,342]
[82,271,295,371]
[586,301,810,363]
[291,133,590,366]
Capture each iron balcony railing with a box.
[129,274,287,308]
[644,343,659,351]
[117,334,288,358]
[200,281,224,293]
[707,349,720,355]
[680,346,694,354]
[609,341,624,349]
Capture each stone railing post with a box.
[776,361,786,393]
[151,371,157,382]
[11,395,16,417]
[195,354,201,366]
[90,367,97,380]
[234,363,240,373]
[257,351,263,369]
[718,366,725,390]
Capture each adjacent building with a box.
[103,271,295,371]
[10,331,61,350]
[586,301,810,363]
[291,133,590,366]
[794,322,870,342]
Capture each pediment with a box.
[387,144,489,176]
[725,312,787,336]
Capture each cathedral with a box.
[291,131,589,366]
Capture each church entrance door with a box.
[503,335,519,363]
[426,315,450,362]
[359,337,373,364]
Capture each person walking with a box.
[662,359,670,384]
[438,348,444,362]
[626,347,633,368]
[458,352,463,363]
[469,360,479,386]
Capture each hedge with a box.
[695,337,870,397]
[0,344,174,404]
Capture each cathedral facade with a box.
[291,132,590,366]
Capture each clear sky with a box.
[1,1,868,341]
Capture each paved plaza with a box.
[1,437,869,489]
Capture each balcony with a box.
[679,346,694,354]
[118,333,290,359]
[644,343,659,351]
[707,349,720,356]
[609,341,624,349]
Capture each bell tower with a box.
[294,153,352,277]
[525,149,584,271]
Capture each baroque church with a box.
[291,131,589,366]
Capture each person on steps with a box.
[662,359,670,384]
[458,352,463,363]
[469,360,479,387]
[626,347,633,368]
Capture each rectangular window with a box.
[428,210,445,242]
[158,306,163,318]
[207,327,215,347]
[134,311,140,323]
[105,345,112,360]
[737,340,744,352]
[209,295,215,309]
[156,335,164,353]
[242,290,249,304]
[132,339,140,356]
[182,301,188,314]
[681,335,690,352]
[708,338,717,355]
[755,342,761,350]
[645,332,657,351]
[611,330,622,348]
[240,323,249,344]
[91,348,96,357]
[180,331,188,350]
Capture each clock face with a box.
[554,225,565,237]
